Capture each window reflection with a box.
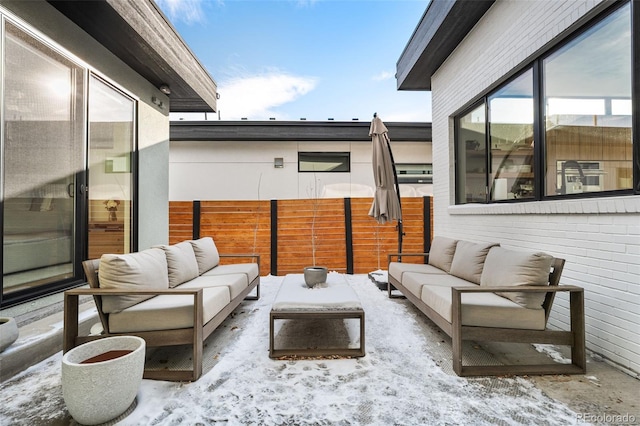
[544,4,632,195]
[489,69,534,200]
[456,103,486,203]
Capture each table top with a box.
[271,273,362,312]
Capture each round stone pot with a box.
[62,336,145,425]
[0,317,19,353]
[304,266,328,287]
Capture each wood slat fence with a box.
[169,196,433,277]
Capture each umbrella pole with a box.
[384,136,403,259]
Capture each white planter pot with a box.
[0,317,19,352]
[62,336,145,425]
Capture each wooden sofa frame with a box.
[388,253,586,377]
[64,254,260,382]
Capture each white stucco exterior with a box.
[429,0,639,376]
[169,140,432,201]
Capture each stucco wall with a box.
[430,0,639,376]
[169,140,432,201]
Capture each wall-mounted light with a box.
[151,96,164,109]
[159,84,171,95]
[216,93,221,100]
[274,157,284,168]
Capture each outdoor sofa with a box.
[64,237,260,381]
[388,236,586,377]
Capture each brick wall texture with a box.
[429,0,639,376]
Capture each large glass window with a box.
[456,103,486,203]
[489,69,534,200]
[454,2,633,204]
[544,3,632,196]
[2,22,85,298]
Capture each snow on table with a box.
[271,272,362,311]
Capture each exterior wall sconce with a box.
[274,158,284,168]
[159,84,171,95]
[151,96,164,109]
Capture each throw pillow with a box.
[189,237,220,274]
[157,242,200,287]
[99,248,169,313]
[449,240,499,284]
[427,236,458,273]
[481,246,553,309]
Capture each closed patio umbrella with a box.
[368,113,403,254]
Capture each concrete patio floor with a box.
[1,276,638,424]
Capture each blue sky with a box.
[156,0,432,122]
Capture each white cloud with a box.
[155,0,208,24]
[217,72,317,120]
[372,71,394,81]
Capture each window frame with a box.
[453,0,636,204]
[298,152,351,173]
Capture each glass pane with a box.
[544,4,632,196]
[489,69,534,201]
[299,152,350,172]
[2,23,85,296]
[87,76,134,259]
[456,103,486,204]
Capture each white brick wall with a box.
[430,0,639,376]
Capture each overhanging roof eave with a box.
[396,0,495,91]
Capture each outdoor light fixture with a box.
[151,96,164,109]
[274,158,284,168]
[159,84,171,95]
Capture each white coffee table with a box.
[269,273,365,358]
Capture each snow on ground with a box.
[0,275,583,425]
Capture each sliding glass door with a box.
[87,76,134,259]
[2,22,85,302]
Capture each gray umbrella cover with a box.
[368,116,402,224]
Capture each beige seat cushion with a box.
[421,284,546,330]
[481,246,553,309]
[427,236,458,273]
[189,237,221,274]
[156,242,200,287]
[108,286,230,333]
[388,262,446,284]
[181,273,247,299]
[449,240,499,285]
[201,263,259,286]
[402,272,474,299]
[99,248,169,314]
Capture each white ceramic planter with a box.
[304,266,328,287]
[62,336,145,425]
[0,317,19,352]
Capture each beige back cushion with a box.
[427,236,458,273]
[189,237,220,274]
[99,248,169,313]
[157,242,200,287]
[481,246,553,309]
[449,240,499,284]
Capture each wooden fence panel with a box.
[350,197,425,273]
[168,202,194,245]
[168,197,432,277]
[198,200,271,276]
[276,199,346,275]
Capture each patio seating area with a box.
[1,274,638,425]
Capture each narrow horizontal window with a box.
[298,152,350,173]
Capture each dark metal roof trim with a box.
[396,0,495,91]
[170,121,432,142]
[47,0,217,112]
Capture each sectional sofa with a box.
[63,237,260,381]
[388,236,586,376]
